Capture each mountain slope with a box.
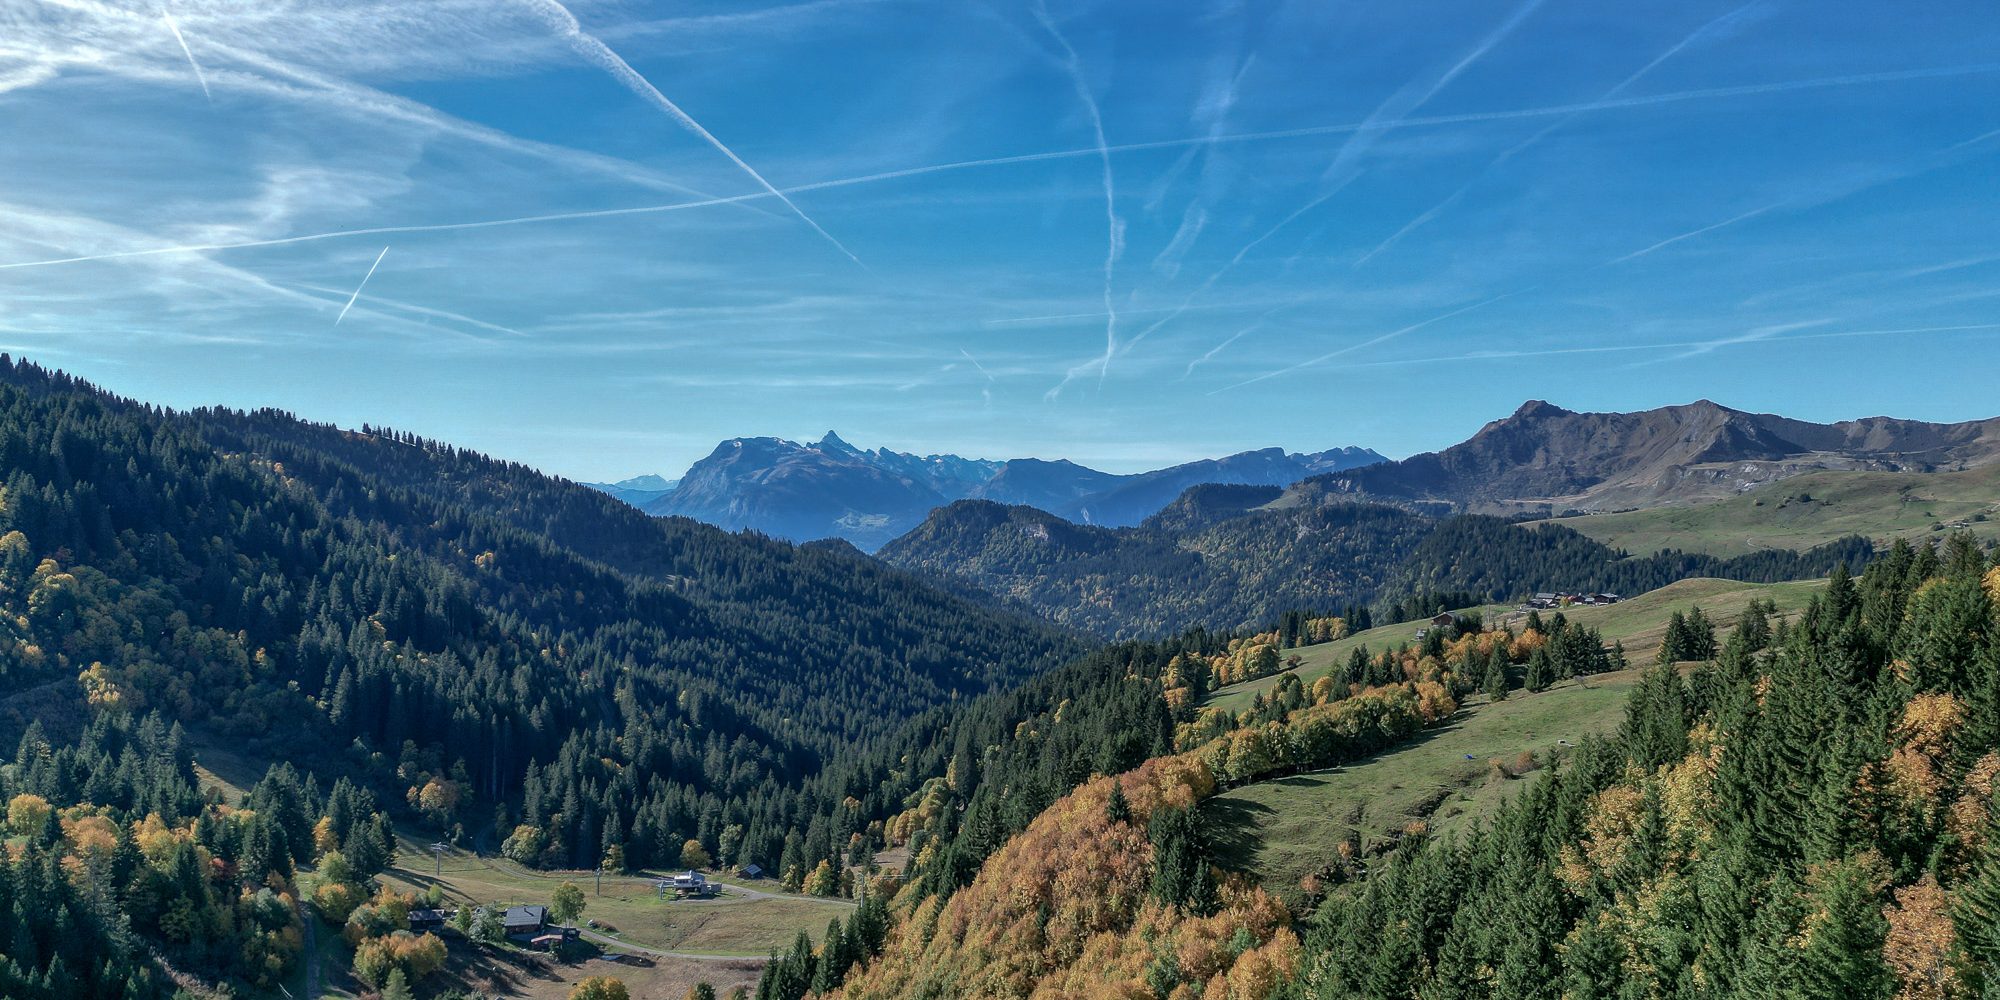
[1055,446,1383,526]
[0,356,1083,874]
[1295,399,2000,515]
[879,495,1870,639]
[642,434,1381,548]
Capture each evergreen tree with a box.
[1524,646,1553,694]
[1481,647,1509,701]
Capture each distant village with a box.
[1522,590,1622,610]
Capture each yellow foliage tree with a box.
[7,793,50,836]
[1882,874,1960,1000]
[681,838,712,869]
[569,977,632,1000]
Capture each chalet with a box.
[1527,593,1560,609]
[1429,612,1456,628]
[672,870,715,897]
[408,908,448,933]
[504,905,548,938]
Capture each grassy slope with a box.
[1200,577,1826,899]
[1533,464,2000,558]
[1204,671,1638,895]
[1205,577,1826,715]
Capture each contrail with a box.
[1356,1,1763,267]
[1211,289,1527,394]
[5,61,1996,274]
[159,11,211,104]
[524,0,862,265]
[959,348,996,382]
[1181,324,1258,380]
[283,280,525,339]
[1321,321,2000,371]
[1130,0,1546,361]
[1606,200,1787,265]
[333,247,389,325]
[1034,0,1123,389]
[1631,318,1829,366]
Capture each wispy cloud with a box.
[1356,2,1768,267]
[6,60,1996,275]
[1163,0,1544,374]
[333,247,389,325]
[1210,289,1529,393]
[1325,322,2000,372]
[1033,0,1123,391]
[526,0,863,264]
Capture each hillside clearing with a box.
[1534,463,2000,557]
[1204,577,1824,715]
[1204,669,1640,900]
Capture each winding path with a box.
[298,899,322,999]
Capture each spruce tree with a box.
[1524,646,1553,694]
[1104,780,1131,825]
[1793,857,1892,1000]
[1482,647,1509,701]
[1955,793,2000,986]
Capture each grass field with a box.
[1203,669,1641,897]
[1534,463,2000,558]
[260,841,846,1000]
[178,747,849,998]
[1204,577,1825,715]
[375,841,853,958]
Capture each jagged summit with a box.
[624,434,1381,549]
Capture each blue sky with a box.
[3,0,1998,479]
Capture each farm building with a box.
[672,870,716,897]
[504,905,548,938]
[408,908,448,933]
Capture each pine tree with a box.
[1482,647,1509,701]
[382,968,414,1000]
[1955,793,2000,986]
[1793,856,1892,1000]
[1524,647,1553,694]
[1104,780,1131,825]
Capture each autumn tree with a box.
[551,882,586,926]
[569,976,631,1000]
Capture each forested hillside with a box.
[1287,538,2000,1000]
[880,494,1869,639]
[0,357,1085,997]
[778,536,2000,1000]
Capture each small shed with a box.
[740,864,765,879]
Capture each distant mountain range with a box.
[578,473,679,507]
[1292,399,2000,515]
[876,398,1999,636]
[586,432,1384,549]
